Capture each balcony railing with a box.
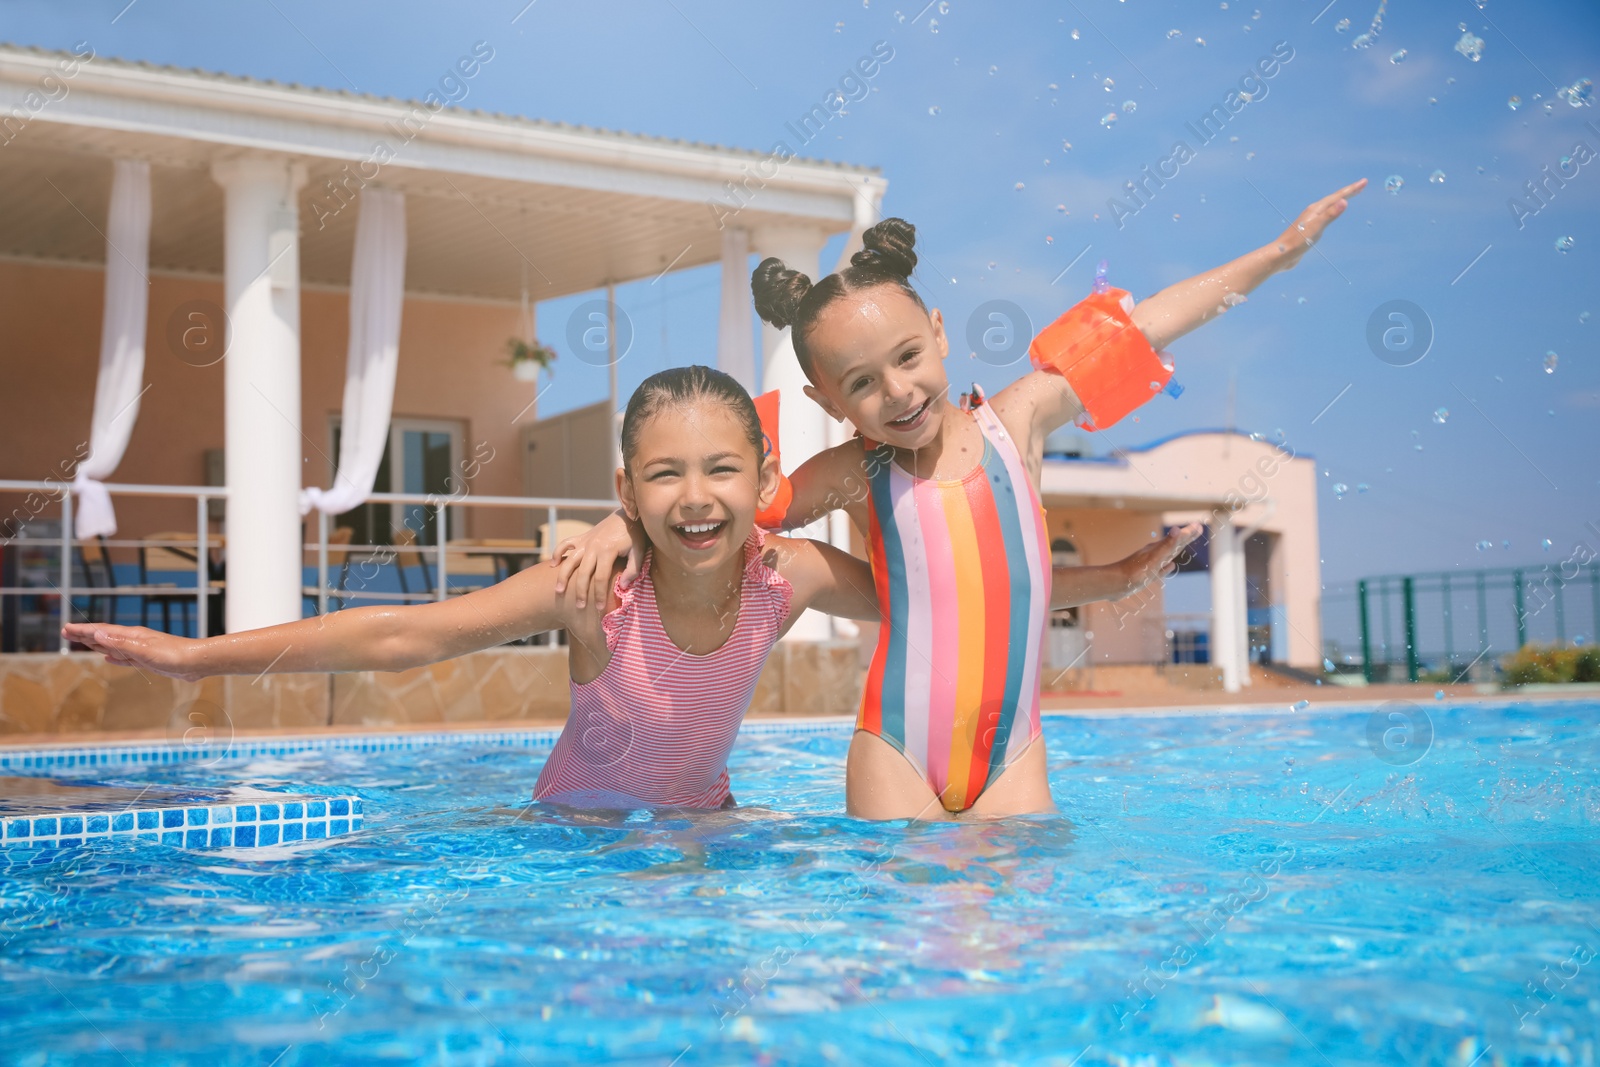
[0,479,616,654]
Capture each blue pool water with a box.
[2,701,1597,1065]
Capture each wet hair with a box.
[620,364,764,472]
[750,217,929,385]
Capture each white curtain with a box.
[72,159,152,540]
[716,226,754,393]
[301,187,407,517]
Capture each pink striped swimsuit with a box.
[532,528,794,809]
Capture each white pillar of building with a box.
[753,223,833,640]
[212,156,307,633]
[1210,517,1247,693]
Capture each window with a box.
[330,417,464,546]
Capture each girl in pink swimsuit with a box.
[64,366,881,810]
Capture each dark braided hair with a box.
[620,364,764,472]
[750,217,929,385]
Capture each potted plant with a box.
[504,338,557,381]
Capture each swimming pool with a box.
[3,700,1596,1065]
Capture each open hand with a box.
[60,623,203,681]
[1272,178,1367,272]
[1121,522,1204,598]
[551,510,645,610]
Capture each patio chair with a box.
[302,525,355,614]
[74,534,119,625]
[139,531,200,636]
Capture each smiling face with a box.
[617,399,775,577]
[800,283,952,449]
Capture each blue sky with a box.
[7,0,1597,590]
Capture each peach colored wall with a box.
[1043,506,1170,664]
[0,259,529,542]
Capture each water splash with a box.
[1350,0,1386,50]
[1455,30,1485,62]
[1390,49,1407,64]
[1558,77,1593,108]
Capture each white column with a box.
[715,226,755,394]
[753,224,833,640]
[212,156,307,633]
[1210,518,1246,693]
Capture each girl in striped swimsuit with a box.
[743,192,1361,820]
[65,366,882,811]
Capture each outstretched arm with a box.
[62,562,576,682]
[766,535,879,622]
[1001,178,1369,443]
[1050,522,1202,609]
[1130,178,1367,352]
[769,440,870,531]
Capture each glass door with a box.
[331,418,463,546]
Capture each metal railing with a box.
[1323,563,1600,683]
[0,479,616,654]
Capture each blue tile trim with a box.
[0,792,366,857]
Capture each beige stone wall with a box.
[0,641,868,740]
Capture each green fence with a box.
[1322,564,1600,684]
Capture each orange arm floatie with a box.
[1028,285,1176,432]
[752,389,794,530]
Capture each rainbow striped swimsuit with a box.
[858,387,1051,812]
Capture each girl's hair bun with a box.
[849,217,917,280]
[751,257,813,330]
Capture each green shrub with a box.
[1501,644,1599,686]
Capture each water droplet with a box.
[1427,97,1438,106]
[1555,235,1575,253]
[988,65,998,75]
[1352,32,1374,50]
[1545,351,1558,373]
[987,261,997,270]
[1580,311,1591,324]
[1455,31,1485,62]
[1061,140,1073,152]
[1167,28,1182,38]
[1502,540,1511,550]
[894,9,904,22]
[1385,174,1404,194]
[1356,482,1370,494]
[1335,17,1350,32]
[1332,483,1348,498]
[1253,9,1262,18]
[927,105,941,116]
[1123,99,1137,113]
[1432,407,1449,424]
[1101,112,1119,128]
[1475,540,1493,552]
[1429,169,1446,183]
[1323,658,1336,672]
[1297,296,1307,305]
[1508,94,1522,111]
[1171,213,1180,221]
[1390,49,1407,63]
[1245,151,1255,160]
[1559,77,1593,108]
[1195,36,1206,46]
[1103,77,1115,91]
[938,0,949,12]
[1045,235,1054,244]
[928,17,939,32]
[1434,690,1445,701]
[835,20,845,31]
[1071,28,1080,40]
[1014,182,1025,191]
[1291,700,1310,712]
[1055,203,1068,213]
[1542,538,1553,551]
